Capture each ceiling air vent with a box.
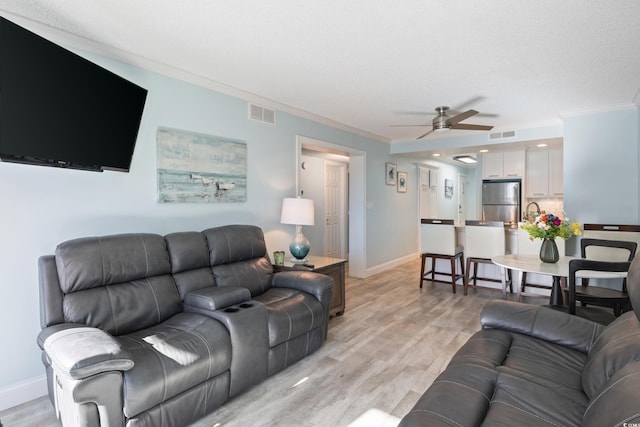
[489,130,517,140]
[249,103,276,125]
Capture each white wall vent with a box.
[249,103,276,125]
[489,130,517,140]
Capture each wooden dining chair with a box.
[420,219,464,293]
[582,223,640,244]
[576,237,637,315]
[551,258,632,325]
[463,220,512,296]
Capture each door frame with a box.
[296,135,367,278]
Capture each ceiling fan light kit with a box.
[417,106,494,139]
[390,103,495,139]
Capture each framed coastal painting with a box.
[397,171,407,193]
[157,127,247,203]
[385,162,397,185]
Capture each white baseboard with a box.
[0,375,47,412]
[361,253,418,278]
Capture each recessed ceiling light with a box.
[432,153,441,157]
[537,143,548,147]
[453,155,477,164]
[479,149,489,153]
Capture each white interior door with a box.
[324,160,347,258]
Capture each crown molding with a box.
[0,11,390,144]
[558,102,638,118]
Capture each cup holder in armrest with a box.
[222,302,254,313]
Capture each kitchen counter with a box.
[453,223,518,255]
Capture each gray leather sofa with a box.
[400,254,640,426]
[37,224,333,427]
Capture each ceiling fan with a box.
[392,106,494,139]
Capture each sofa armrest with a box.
[42,326,134,380]
[272,271,334,305]
[183,286,251,312]
[37,323,88,349]
[480,300,604,353]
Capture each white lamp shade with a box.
[280,197,315,226]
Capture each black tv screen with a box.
[0,17,148,172]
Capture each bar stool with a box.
[420,219,464,293]
[517,226,566,293]
[464,220,512,295]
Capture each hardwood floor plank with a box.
[1,258,535,427]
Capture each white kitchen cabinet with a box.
[526,150,549,197]
[419,186,437,218]
[526,149,563,198]
[503,151,525,178]
[548,149,564,197]
[483,153,504,178]
[418,166,438,218]
[419,167,438,188]
[482,151,524,179]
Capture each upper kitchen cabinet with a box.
[526,149,563,198]
[419,166,438,188]
[482,151,525,179]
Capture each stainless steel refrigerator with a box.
[482,179,521,227]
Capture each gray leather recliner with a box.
[400,251,640,426]
[37,225,333,427]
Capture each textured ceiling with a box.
[1,1,639,145]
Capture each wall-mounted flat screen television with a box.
[0,16,148,172]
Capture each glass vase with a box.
[539,238,559,263]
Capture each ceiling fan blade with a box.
[451,123,494,131]
[451,96,485,112]
[448,109,479,125]
[392,111,436,116]
[389,124,432,127]
[417,129,435,139]
[448,110,499,118]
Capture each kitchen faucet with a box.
[525,201,541,221]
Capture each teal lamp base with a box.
[289,228,310,262]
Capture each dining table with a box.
[491,254,628,305]
[492,254,576,304]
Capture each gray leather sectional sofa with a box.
[37,224,333,427]
[400,253,640,426]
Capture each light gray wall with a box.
[299,154,326,255]
[563,107,640,254]
[0,50,413,405]
[364,154,419,266]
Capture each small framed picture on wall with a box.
[385,162,397,185]
[444,178,454,198]
[397,171,407,193]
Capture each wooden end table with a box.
[273,255,347,317]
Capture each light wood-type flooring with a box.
[0,258,548,427]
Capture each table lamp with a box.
[280,197,315,262]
